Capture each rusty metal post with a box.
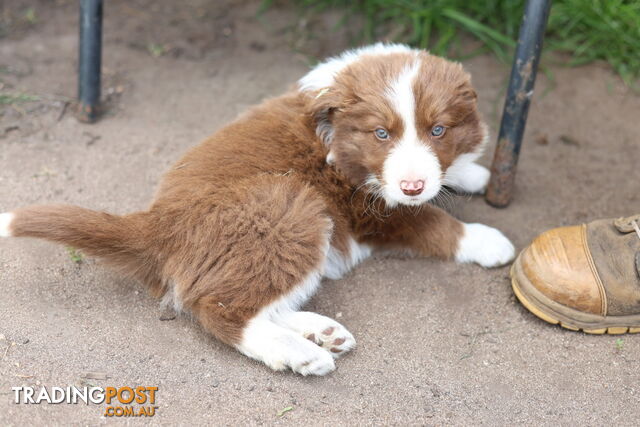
[486,0,551,207]
[77,0,103,123]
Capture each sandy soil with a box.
[1,0,640,425]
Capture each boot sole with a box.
[511,252,640,334]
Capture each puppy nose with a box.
[400,179,424,196]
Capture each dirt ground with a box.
[1,0,639,425]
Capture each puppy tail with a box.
[1,205,154,276]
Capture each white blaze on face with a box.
[381,60,442,207]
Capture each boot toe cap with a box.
[520,225,604,315]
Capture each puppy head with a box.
[300,43,488,207]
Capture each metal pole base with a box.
[485,0,551,207]
[77,103,100,123]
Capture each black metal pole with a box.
[77,0,103,123]
[486,0,551,207]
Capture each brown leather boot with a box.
[511,214,640,334]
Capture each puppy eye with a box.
[374,127,390,140]
[431,125,446,137]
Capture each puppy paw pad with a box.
[333,337,345,346]
[317,325,355,358]
[322,327,335,336]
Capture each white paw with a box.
[445,160,490,194]
[455,223,515,268]
[457,164,490,194]
[277,311,356,359]
[277,338,337,376]
[303,321,356,359]
[237,317,336,376]
[0,212,14,237]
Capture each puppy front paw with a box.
[455,223,515,268]
[444,161,491,194]
[457,163,490,194]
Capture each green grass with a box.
[280,0,640,84]
[0,93,39,105]
[66,247,85,264]
[547,0,640,84]
[23,7,37,25]
[276,406,294,417]
[147,43,166,57]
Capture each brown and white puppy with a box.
[0,44,514,375]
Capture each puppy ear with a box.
[307,87,342,145]
[457,83,477,104]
